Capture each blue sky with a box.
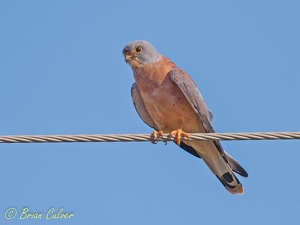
[0,1,300,224]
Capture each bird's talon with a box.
[168,129,190,145]
[150,130,164,144]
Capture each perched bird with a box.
[122,40,248,194]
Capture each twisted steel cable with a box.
[0,132,300,144]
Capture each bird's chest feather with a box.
[135,68,199,132]
[132,57,200,132]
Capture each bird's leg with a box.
[168,129,190,145]
[150,130,164,144]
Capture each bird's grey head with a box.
[122,40,162,65]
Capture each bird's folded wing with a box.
[169,68,227,156]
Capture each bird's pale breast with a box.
[133,57,204,133]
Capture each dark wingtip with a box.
[226,152,248,177]
[179,141,201,158]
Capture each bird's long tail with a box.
[190,140,244,194]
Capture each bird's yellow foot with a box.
[150,130,164,144]
[168,129,190,145]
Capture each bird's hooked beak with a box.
[122,46,131,63]
[124,52,134,63]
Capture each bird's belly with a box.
[142,88,204,133]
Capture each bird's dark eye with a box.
[135,46,143,53]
